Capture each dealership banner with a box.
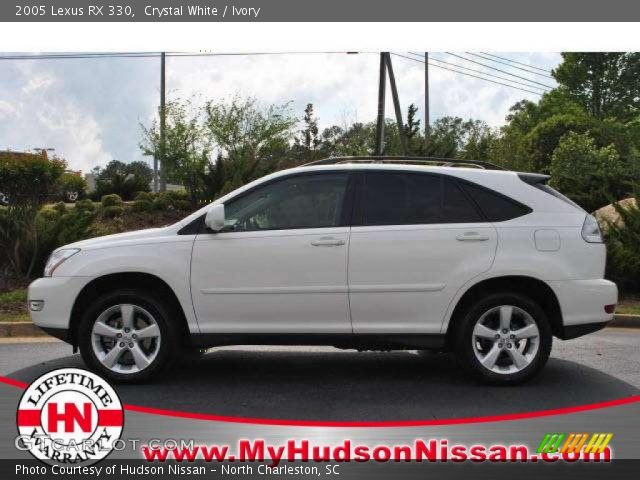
[2,371,640,479]
[3,0,640,22]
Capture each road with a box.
[1,328,639,422]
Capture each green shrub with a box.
[152,193,172,211]
[605,195,640,292]
[74,199,97,214]
[134,191,154,202]
[53,202,67,215]
[29,205,97,276]
[0,151,66,278]
[101,194,123,208]
[102,205,124,219]
[57,172,87,202]
[550,132,624,212]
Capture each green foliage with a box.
[102,205,124,219]
[93,160,152,200]
[0,152,66,278]
[553,53,640,121]
[132,191,154,212]
[550,133,624,212]
[140,98,209,206]
[57,172,87,201]
[29,204,97,276]
[0,288,27,305]
[605,196,640,292]
[101,194,123,208]
[74,199,97,214]
[204,96,297,193]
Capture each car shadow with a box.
[8,348,639,422]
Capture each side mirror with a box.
[204,204,225,232]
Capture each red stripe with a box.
[3,375,639,428]
[98,409,123,426]
[17,409,40,427]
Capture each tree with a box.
[0,151,66,278]
[550,132,624,212]
[57,172,87,202]
[140,99,209,206]
[204,96,296,192]
[553,53,640,121]
[93,160,153,200]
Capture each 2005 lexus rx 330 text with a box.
[28,157,618,384]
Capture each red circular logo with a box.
[16,368,123,465]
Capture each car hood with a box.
[62,226,176,251]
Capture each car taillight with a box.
[581,214,603,243]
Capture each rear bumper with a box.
[559,321,610,340]
[548,278,617,339]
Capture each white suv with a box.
[28,157,618,384]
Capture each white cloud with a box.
[0,52,562,171]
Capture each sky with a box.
[0,52,561,173]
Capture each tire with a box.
[454,292,552,385]
[78,289,181,383]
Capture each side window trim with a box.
[353,170,486,227]
[457,178,532,222]
[198,170,353,234]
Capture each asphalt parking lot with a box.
[1,328,639,422]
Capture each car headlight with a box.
[43,248,80,277]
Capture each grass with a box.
[616,303,640,315]
[0,312,31,323]
[0,288,27,305]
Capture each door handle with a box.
[311,237,345,247]
[456,232,490,242]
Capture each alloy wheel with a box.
[471,305,540,375]
[91,303,161,374]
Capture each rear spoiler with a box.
[517,173,551,185]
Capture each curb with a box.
[611,314,640,328]
[1,315,640,339]
[0,322,47,338]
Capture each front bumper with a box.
[548,278,618,339]
[28,276,92,332]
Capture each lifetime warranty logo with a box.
[16,368,124,465]
[537,432,613,455]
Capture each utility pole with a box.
[375,53,386,156]
[424,52,430,152]
[384,53,409,155]
[159,51,167,192]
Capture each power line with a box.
[478,52,552,74]
[465,52,554,78]
[407,52,549,92]
[392,53,543,96]
[444,52,555,90]
[0,51,359,61]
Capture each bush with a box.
[53,202,67,215]
[28,205,97,276]
[0,151,66,278]
[57,172,87,202]
[605,194,640,292]
[132,191,154,212]
[74,199,97,214]
[102,205,124,219]
[101,194,123,208]
[94,160,152,200]
[550,132,625,212]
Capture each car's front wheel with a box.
[454,292,552,384]
[79,289,179,383]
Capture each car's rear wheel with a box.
[454,292,552,384]
[79,289,180,383]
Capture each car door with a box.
[191,171,353,333]
[348,170,498,334]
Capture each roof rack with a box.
[303,156,506,171]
